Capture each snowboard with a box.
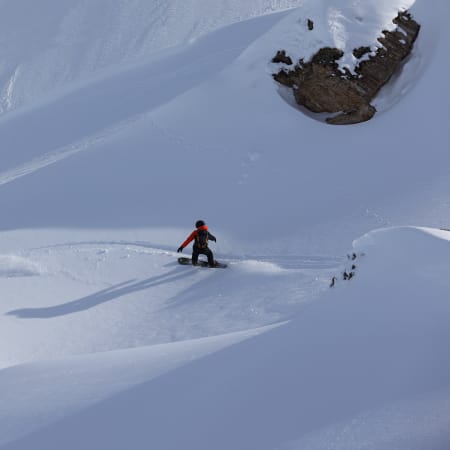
[178,257,227,268]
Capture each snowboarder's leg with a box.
[204,248,215,267]
[191,248,200,265]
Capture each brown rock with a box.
[271,50,293,65]
[272,10,420,125]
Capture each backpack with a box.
[196,229,209,249]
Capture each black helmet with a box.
[195,220,205,228]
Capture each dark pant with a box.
[192,246,215,267]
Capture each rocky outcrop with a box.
[271,50,293,65]
[272,11,420,125]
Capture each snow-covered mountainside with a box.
[0,0,449,448]
[0,0,302,113]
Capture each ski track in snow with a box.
[0,113,147,187]
[27,239,342,267]
[0,46,248,187]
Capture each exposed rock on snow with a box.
[271,50,293,65]
[272,11,420,125]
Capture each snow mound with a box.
[0,325,276,447]
[0,255,42,277]
[236,259,285,273]
[354,226,450,270]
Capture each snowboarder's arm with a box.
[208,232,217,242]
[180,230,197,249]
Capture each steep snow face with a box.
[0,325,276,447]
[0,0,303,113]
[0,0,447,254]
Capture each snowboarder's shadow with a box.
[6,267,195,319]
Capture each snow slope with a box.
[0,0,303,113]
[0,0,450,448]
[2,227,450,449]
[0,228,332,370]
[150,0,450,251]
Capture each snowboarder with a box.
[177,220,217,267]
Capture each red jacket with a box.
[181,225,216,249]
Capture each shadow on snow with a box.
[6,267,196,319]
